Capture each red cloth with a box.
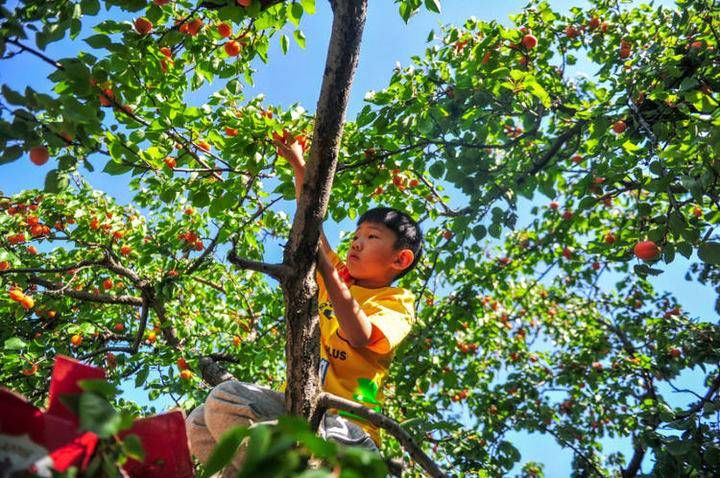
[0,355,194,477]
[47,355,106,423]
[120,411,194,478]
[0,388,97,474]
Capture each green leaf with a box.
[293,29,306,49]
[44,169,60,193]
[429,161,445,179]
[2,85,26,106]
[84,34,111,49]
[289,2,303,27]
[78,379,120,398]
[0,146,22,165]
[121,434,145,462]
[78,392,122,438]
[80,0,101,15]
[5,337,28,350]
[424,0,441,13]
[399,2,415,23]
[243,425,272,466]
[202,426,249,477]
[698,242,720,265]
[300,0,316,15]
[280,34,289,54]
[103,160,132,176]
[472,224,486,241]
[135,365,149,388]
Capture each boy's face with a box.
[346,221,412,286]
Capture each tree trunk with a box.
[283,0,368,425]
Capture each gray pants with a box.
[186,380,378,476]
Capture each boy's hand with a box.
[273,132,305,171]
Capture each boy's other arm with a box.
[317,252,373,348]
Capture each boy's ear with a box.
[393,249,414,272]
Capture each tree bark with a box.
[282,0,368,424]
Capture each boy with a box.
[185,136,423,475]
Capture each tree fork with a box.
[282,0,368,422]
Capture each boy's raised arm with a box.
[274,135,373,347]
[274,136,334,257]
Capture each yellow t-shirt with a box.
[317,250,415,446]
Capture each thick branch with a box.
[199,356,236,386]
[227,244,287,280]
[281,0,368,423]
[317,393,446,478]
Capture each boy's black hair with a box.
[357,207,423,281]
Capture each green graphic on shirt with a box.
[352,378,381,406]
[339,378,382,422]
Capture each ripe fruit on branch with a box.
[612,120,626,134]
[224,40,241,56]
[570,154,583,164]
[233,335,241,346]
[604,232,616,245]
[225,127,238,137]
[187,18,203,36]
[0,261,10,271]
[102,278,113,290]
[26,245,38,255]
[19,294,34,310]
[634,240,659,261]
[562,210,573,221]
[669,347,682,358]
[114,323,125,332]
[9,288,25,302]
[549,201,559,210]
[619,39,631,59]
[99,89,114,107]
[70,334,83,346]
[30,146,49,166]
[120,245,132,256]
[153,0,171,5]
[160,47,172,58]
[134,17,153,35]
[180,369,193,380]
[164,157,176,169]
[521,34,538,49]
[588,17,601,29]
[106,352,117,369]
[237,0,251,6]
[147,331,157,344]
[564,25,579,38]
[177,357,189,370]
[22,364,39,376]
[196,140,211,152]
[217,23,232,38]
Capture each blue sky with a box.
[1,0,713,475]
